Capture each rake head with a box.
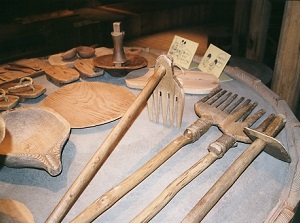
[147,55,185,128]
[195,88,266,143]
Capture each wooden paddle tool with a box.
[46,54,184,223]
[182,114,290,223]
[68,88,265,223]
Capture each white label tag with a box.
[168,35,199,69]
[198,44,231,78]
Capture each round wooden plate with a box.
[41,82,136,128]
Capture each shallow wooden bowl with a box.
[0,106,70,176]
[0,199,35,223]
[77,46,95,58]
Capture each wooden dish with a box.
[0,199,35,223]
[0,106,70,176]
[73,59,104,79]
[76,46,96,58]
[41,82,136,128]
[126,67,219,94]
[93,53,147,77]
[44,65,80,86]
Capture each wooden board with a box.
[126,67,219,94]
[41,82,136,128]
[0,199,35,223]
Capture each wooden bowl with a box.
[0,106,70,176]
[77,46,95,58]
[61,48,77,60]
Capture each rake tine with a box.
[200,87,222,103]
[217,93,237,111]
[239,102,258,121]
[213,92,232,108]
[176,94,184,128]
[205,89,227,105]
[161,90,169,125]
[224,97,246,114]
[254,113,275,132]
[243,108,266,127]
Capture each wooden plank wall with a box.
[271,1,300,112]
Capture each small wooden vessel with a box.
[0,106,70,176]
[0,199,35,223]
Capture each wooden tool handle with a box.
[130,152,218,223]
[46,65,166,223]
[182,115,286,223]
[71,118,214,223]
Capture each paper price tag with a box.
[198,44,231,78]
[168,35,199,69]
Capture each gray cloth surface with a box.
[0,70,296,223]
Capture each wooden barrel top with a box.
[0,48,299,223]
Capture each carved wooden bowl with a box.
[0,106,70,176]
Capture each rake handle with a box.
[71,118,213,223]
[46,65,166,223]
[182,115,286,223]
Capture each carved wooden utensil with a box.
[130,94,267,223]
[68,89,264,223]
[182,114,289,223]
[46,54,184,223]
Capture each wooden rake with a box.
[69,88,267,223]
[130,91,269,222]
[45,55,184,223]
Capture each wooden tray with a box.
[0,106,70,176]
[41,82,136,128]
[126,67,219,94]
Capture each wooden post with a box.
[271,1,300,112]
[231,0,251,56]
[246,0,271,62]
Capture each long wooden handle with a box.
[45,66,166,223]
[181,115,286,223]
[71,118,213,223]
[131,152,218,223]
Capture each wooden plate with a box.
[0,106,70,176]
[41,82,136,128]
[126,67,219,94]
[0,199,34,223]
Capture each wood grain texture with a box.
[73,59,104,78]
[0,106,70,176]
[44,65,80,86]
[126,67,219,94]
[41,82,136,128]
[0,199,35,223]
[271,1,300,112]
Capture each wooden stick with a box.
[130,110,268,223]
[70,118,213,223]
[45,65,166,223]
[130,152,219,223]
[181,115,286,223]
